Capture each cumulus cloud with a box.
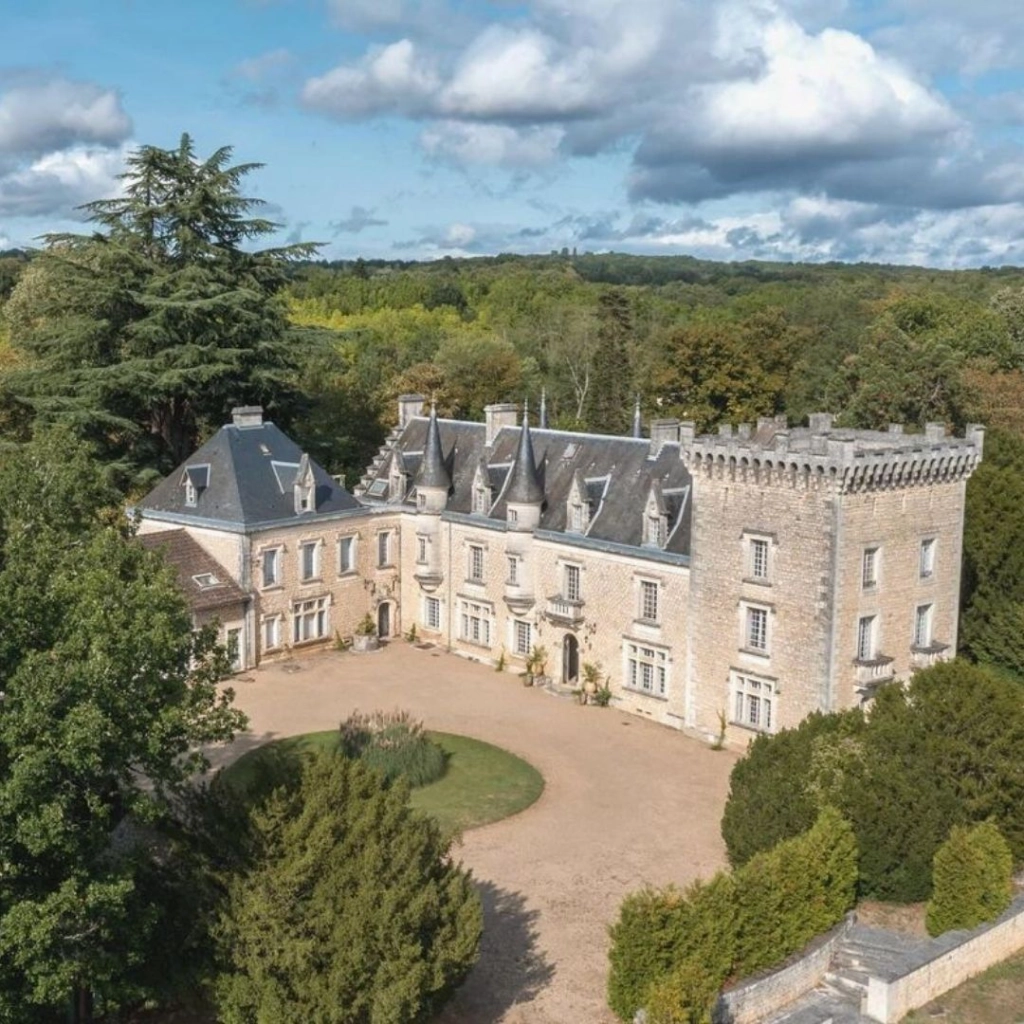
[330,205,389,234]
[0,144,127,218]
[0,77,131,160]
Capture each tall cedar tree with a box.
[0,429,245,1022]
[214,751,482,1024]
[584,289,634,434]
[3,134,316,486]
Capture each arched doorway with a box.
[562,633,579,684]
[377,602,392,639]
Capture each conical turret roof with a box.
[506,402,544,505]
[415,405,452,491]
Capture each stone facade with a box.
[137,402,983,746]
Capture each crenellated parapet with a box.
[682,415,985,494]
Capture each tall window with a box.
[857,615,876,661]
[468,544,485,582]
[624,643,668,697]
[262,548,280,588]
[920,538,936,579]
[377,531,391,567]
[508,507,518,525]
[338,536,355,574]
[417,536,428,564]
[263,615,281,650]
[293,597,328,642]
[300,540,320,582]
[570,502,585,532]
[914,604,933,647]
[564,564,582,602]
[460,601,491,646]
[423,596,441,630]
[507,555,519,585]
[862,547,879,589]
[750,538,769,580]
[513,620,532,656]
[646,515,664,547]
[745,606,768,652]
[473,486,489,514]
[184,479,197,507]
[732,674,776,733]
[639,580,659,622]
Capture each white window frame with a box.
[262,615,282,651]
[564,563,582,602]
[639,579,660,623]
[919,538,936,579]
[914,604,933,648]
[299,539,321,582]
[646,514,665,547]
[377,531,392,568]
[417,535,428,564]
[862,546,879,590]
[512,619,532,656]
[338,535,356,575]
[459,600,492,647]
[293,596,329,643]
[857,614,876,661]
[468,544,485,583]
[750,537,769,581]
[623,642,669,698]
[473,486,489,514]
[731,672,777,733]
[744,604,769,653]
[184,479,197,507]
[261,546,281,589]
[423,596,441,631]
[507,555,520,585]
[569,502,585,533]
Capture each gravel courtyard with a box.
[213,643,738,1024]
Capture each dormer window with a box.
[182,464,210,508]
[569,503,585,532]
[646,514,665,547]
[293,454,315,514]
[566,473,592,534]
[473,484,490,515]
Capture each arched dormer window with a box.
[643,482,669,548]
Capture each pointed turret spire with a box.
[506,399,544,505]
[415,402,451,491]
[539,388,548,429]
[632,394,642,439]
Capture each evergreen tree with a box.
[3,134,317,486]
[584,289,634,434]
[0,429,245,1021]
[214,751,482,1024]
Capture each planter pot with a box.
[351,634,380,653]
[521,674,534,687]
[583,681,598,696]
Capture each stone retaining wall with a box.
[865,899,1024,1023]
[712,916,855,1024]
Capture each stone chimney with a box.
[649,418,681,457]
[232,406,264,428]
[484,403,518,446]
[397,394,425,428]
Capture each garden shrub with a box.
[733,807,857,976]
[645,958,722,1024]
[339,708,447,787]
[926,822,1014,936]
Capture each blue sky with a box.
[2,0,1023,267]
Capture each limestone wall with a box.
[865,900,1024,1023]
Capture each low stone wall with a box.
[865,898,1024,1023]
[712,916,854,1024]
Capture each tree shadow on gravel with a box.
[437,880,555,1023]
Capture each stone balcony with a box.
[910,641,950,671]
[546,596,585,625]
[503,581,535,614]
[413,567,444,592]
[854,655,896,697]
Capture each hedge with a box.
[926,822,1014,936]
[608,808,857,1022]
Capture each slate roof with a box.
[138,530,247,612]
[138,418,360,527]
[364,417,693,556]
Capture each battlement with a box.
[683,414,985,493]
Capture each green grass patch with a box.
[219,729,543,837]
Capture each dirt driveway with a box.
[214,644,738,1024]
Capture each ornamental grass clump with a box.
[339,709,448,787]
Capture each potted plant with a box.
[527,645,550,687]
[581,661,602,699]
[352,613,380,653]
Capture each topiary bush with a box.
[645,958,721,1024]
[926,822,1014,936]
[339,709,447,787]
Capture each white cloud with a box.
[0,145,127,218]
[231,48,294,82]
[0,78,131,160]
[420,121,565,167]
